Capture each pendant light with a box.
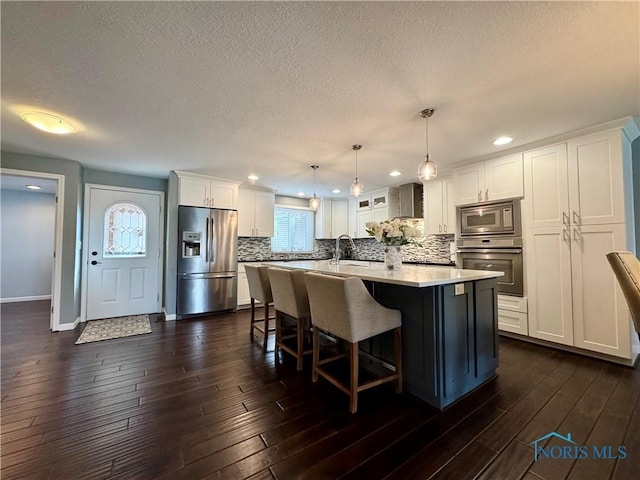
[309,165,320,210]
[417,108,437,181]
[350,144,364,197]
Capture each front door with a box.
[85,186,162,320]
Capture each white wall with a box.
[1,189,56,301]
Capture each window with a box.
[103,202,147,257]
[271,205,314,253]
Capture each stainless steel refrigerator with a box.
[177,206,238,316]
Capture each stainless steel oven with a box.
[458,199,521,237]
[456,237,523,296]
[456,198,524,296]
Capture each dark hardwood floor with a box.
[1,300,639,480]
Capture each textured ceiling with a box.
[1,2,638,198]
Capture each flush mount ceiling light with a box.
[20,112,77,135]
[332,188,341,194]
[309,165,320,210]
[297,191,305,197]
[389,170,402,177]
[26,184,42,190]
[349,144,364,197]
[417,108,437,182]
[247,174,259,181]
[493,136,513,146]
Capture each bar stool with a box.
[267,267,312,371]
[245,264,275,350]
[304,272,402,413]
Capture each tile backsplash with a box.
[238,233,455,265]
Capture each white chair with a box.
[304,272,402,413]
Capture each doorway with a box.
[0,168,64,331]
[81,184,164,321]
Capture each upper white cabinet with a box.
[454,154,524,205]
[424,176,455,235]
[175,171,239,209]
[350,187,400,238]
[567,130,626,226]
[238,188,275,237]
[348,197,358,238]
[524,130,627,230]
[523,143,569,229]
[315,199,348,239]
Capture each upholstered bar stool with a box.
[267,267,313,371]
[304,272,402,413]
[606,251,640,341]
[245,264,275,350]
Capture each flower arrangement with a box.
[365,219,421,246]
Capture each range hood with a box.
[398,183,424,218]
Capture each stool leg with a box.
[262,303,270,350]
[250,298,256,341]
[274,310,281,363]
[394,327,403,394]
[312,327,319,382]
[296,316,304,371]
[350,341,359,413]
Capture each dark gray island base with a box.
[366,278,499,410]
[269,260,502,410]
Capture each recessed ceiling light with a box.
[26,184,42,190]
[297,192,305,197]
[332,189,341,194]
[20,112,77,135]
[493,136,513,146]
[389,170,401,177]
[247,174,259,181]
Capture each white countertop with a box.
[262,260,503,288]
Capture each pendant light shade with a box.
[350,144,364,197]
[417,108,437,182]
[309,165,320,210]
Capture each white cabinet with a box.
[236,263,251,307]
[523,126,637,360]
[175,171,239,209]
[497,295,528,336]
[423,176,455,235]
[454,154,523,205]
[523,143,569,229]
[350,188,400,238]
[238,188,275,237]
[348,197,358,238]
[315,199,348,239]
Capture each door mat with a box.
[75,315,151,344]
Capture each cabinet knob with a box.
[439,225,442,232]
[478,191,482,201]
[444,225,447,233]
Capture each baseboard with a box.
[499,331,639,367]
[56,317,80,332]
[0,295,52,304]
[163,308,177,321]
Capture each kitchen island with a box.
[269,260,503,410]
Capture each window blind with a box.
[271,206,314,253]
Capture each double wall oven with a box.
[456,198,524,296]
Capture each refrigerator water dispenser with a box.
[182,231,202,258]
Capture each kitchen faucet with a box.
[334,234,356,265]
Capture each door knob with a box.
[91,260,102,265]
[91,251,98,256]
